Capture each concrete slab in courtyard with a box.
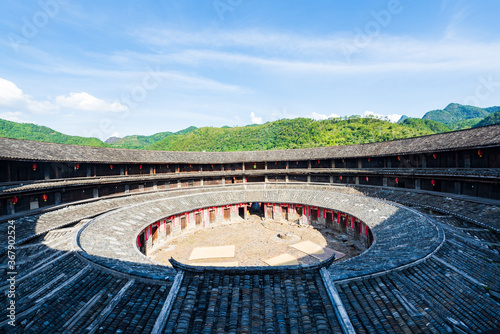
[291,240,325,255]
[189,245,235,260]
[264,253,299,266]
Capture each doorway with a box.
[281,205,288,220]
[138,232,145,254]
[296,206,303,217]
[340,215,347,233]
[311,208,318,223]
[165,220,172,237]
[368,229,374,246]
[152,225,158,245]
[181,216,187,230]
[326,211,333,228]
[266,205,273,219]
[224,207,231,220]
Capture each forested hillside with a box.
[473,111,500,128]
[0,119,106,147]
[399,118,450,133]
[1,102,498,152]
[149,117,440,151]
[106,126,197,149]
[422,103,495,129]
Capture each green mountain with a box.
[422,103,494,129]
[0,118,106,147]
[1,102,498,152]
[485,106,500,113]
[399,118,450,133]
[397,115,410,123]
[149,117,442,152]
[107,126,197,149]
[473,111,500,128]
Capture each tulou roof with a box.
[0,124,499,164]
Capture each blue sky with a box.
[1,0,500,140]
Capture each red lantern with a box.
[139,165,143,169]
[365,176,369,182]
[478,150,483,158]
[166,164,169,168]
[275,162,277,165]
[339,176,343,180]
[42,194,47,202]
[432,153,437,159]
[11,197,18,205]
[397,156,401,161]
[342,159,345,163]
[110,164,113,169]
[32,163,37,171]
[395,178,399,184]
[75,164,80,170]
[211,164,213,167]
[317,160,320,164]
[296,161,298,164]
[368,158,371,162]
[431,179,436,187]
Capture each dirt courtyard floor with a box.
[150,215,366,267]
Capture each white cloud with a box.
[134,28,349,55]
[0,78,58,115]
[0,78,25,105]
[0,111,26,123]
[308,112,341,120]
[26,100,58,114]
[363,111,402,123]
[443,5,471,40]
[250,112,263,124]
[159,71,246,93]
[268,108,341,122]
[163,46,500,75]
[0,78,128,118]
[55,92,128,112]
[134,28,500,75]
[17,54,246,94]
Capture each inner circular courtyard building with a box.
[1,125,500,333]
